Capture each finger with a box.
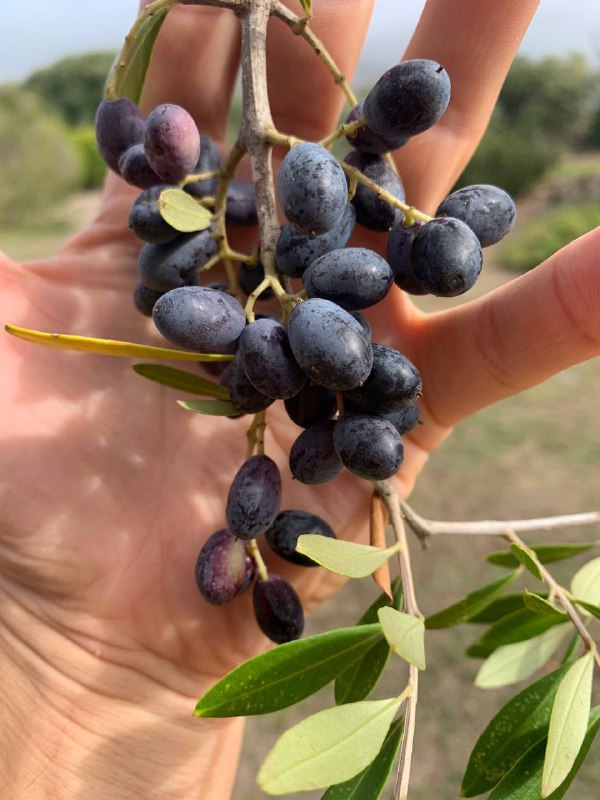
[416,227,600,427]
[395,0,539,211]
[267,0,374,141]
[139,2,241,140]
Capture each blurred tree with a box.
[457,110,559,197]
[456,54,597,195]
[69,126,107,189]
[502,203,600,272]
[0,86,79,227]
[585,103,600,147]
[498,54,595,143]
[25,51,115,127]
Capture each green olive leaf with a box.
[177,399,240,416]
[488,706,600,799]
[510,543,544,581]
[296,536,400,578]
[541,652,595,796]
[357,577,404,625]
[334,640,390,706]
[157,188,213,232]
[132,363,230,398]
[299,0,313,16]
[466,608,567,659]
[425,571,520,629]
[257,695,407,794]
[4,324,232,362]
[320,717,404,800]
[474,624,571,689]
[469,592,531,623]
[461,663,572,797]
[378,608,426,670]
[523,591,566,617]
[106,1,176,103]
[486,542,598,568]
[195,624,384,717]
[334,579,402,705]
[572,598,600,619]
[570,556,600,609]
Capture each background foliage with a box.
[0,86,80,227]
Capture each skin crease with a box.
[2,0,600,797]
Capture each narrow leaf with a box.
[334,579,402,705]
[523,591,566,617]
[469,592,530,623]
[195,624,383,717]
[132,363,230,398]
[487,542,597,568]
[5,324,232,362]
[425,571,519,629]
[570,556,600,608]
[461,663,572,797]
[466,609,567,659]
[334,640,390,705]
[510,543,544,581]
[573,599,600,619]
[157,188,212,232]
[296,536,400,578]
[299,0,313,15]
[357,577,403,625]
[320,717,404,800]
[560,633,581,665]
[257,695,406,794]
[106,2,174,103]
[542,652,594,796]
[177,399,240,416]
[488,706,600,799]
[475,624,570,689]
[378,608,426,670]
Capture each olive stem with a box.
[398,501,600,541]
[244,278,272,323]
[374,481,421,800]
[204,140,246,299]
[264,128,434,224]
[320,118,364,148]
[503,530,600,669]
[271,1,357,106]
[246,410,267,457]
[246,539,269,582]
[180,169,221,187]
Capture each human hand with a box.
[2,1,598,798]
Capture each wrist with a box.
[0,586,244,800]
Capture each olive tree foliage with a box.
[25,51,116,127]
[457,54,597,195]
[0,86,80,227]
[499,54,595,142]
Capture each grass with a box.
[501,203,600,272]
[0,189,101,261]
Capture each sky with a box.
[0,0,599,84]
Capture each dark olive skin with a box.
[253,576,305,643]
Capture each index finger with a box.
[396,0,540,211]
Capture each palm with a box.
[0,168,440,673]
[2,1,598,693]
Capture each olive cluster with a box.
[94,58,515,644]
